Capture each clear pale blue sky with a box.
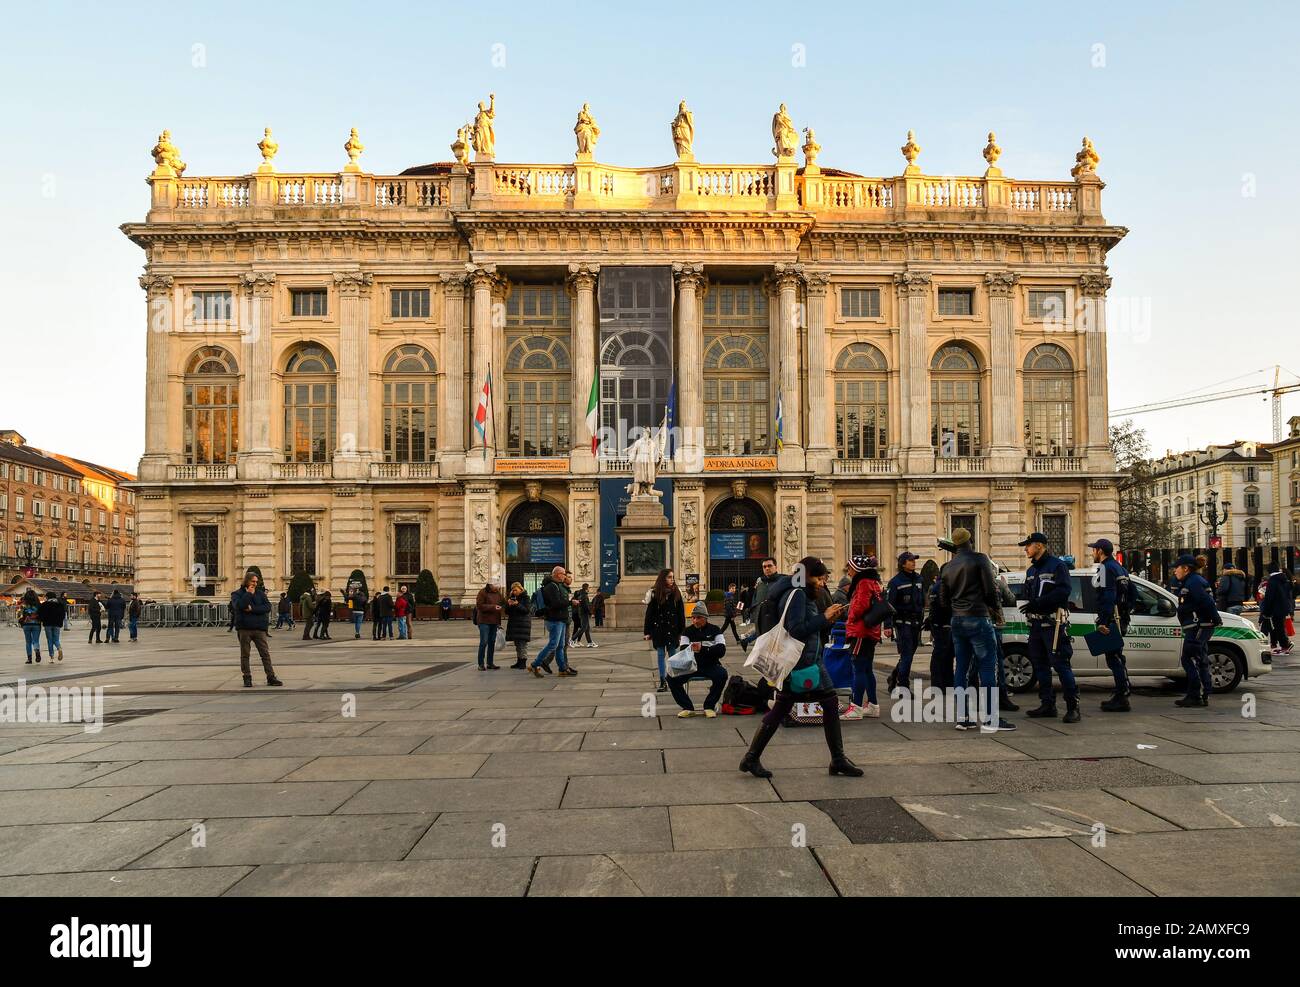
[2,0,1297,470]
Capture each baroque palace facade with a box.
[122,102,1125,611]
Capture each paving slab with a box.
[811,797,940,845]
[897,790,1177,840]
[104,781,366,820]
[224,858,534,896]
[410,806,671,859]
[1109,782,1300,829]
[1073,828,1300,895]
[581,729,746,751]
[208,721,380,738]
[132,813,435,866]
[335,777,567,814]
[0,741,118,764]
[1128,752,1300,784]
[238,736,428,758]
[474,750,664,778]
[0,761,134,790]
[529,848,836,896]
[769,763,992,802]
[816,838,1151,896]
[0,786,164,825]
[992,733,1205,760]
[669,802,851,851]
[1142,729,1300,754]
[460,706,595,720]
[561,771,779,808]
[66,739,273,761]
[663,739,1028,773]
[952,757,1194,793]
[0,820,193,876]
[279,754,487,782]
[78,758,310,787]
[410,732,585,755]
[0,867,252,897]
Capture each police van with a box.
[1000,569,1272,694]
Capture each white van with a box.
[1000,570,1272,693]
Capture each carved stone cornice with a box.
[984,271,1019,297]
[566,262,600,293]
[333,271,374,297]
[893,271,932,296]
[138,273,174,296]
[240,271,277,297]
[1079,273,1112,297]
[671,261,704,292]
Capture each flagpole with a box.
[489,361,497,457]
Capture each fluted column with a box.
[774,263,804,471]
[239,271,277,480]
[139,273,175,481]
[804,271,832,474]
[439,272,468,476]
[466,263,503,473]
[1080,273,1115,470]
[568,262,600,472]
[672,262,705,470]
[894,271,933,474]
[985,272,1021,471]
[334,271,373,480]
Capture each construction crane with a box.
[1110,365,1300,442]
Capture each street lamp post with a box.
[14,536,43,577]
[1198,490,1230,547]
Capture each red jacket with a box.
[846,577,884,642]
[394,595,410,618]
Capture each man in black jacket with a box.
[104,590,127,643]
[88,592,104,643]
[38,592,66,661]
[668,603,729,716]
[530,567,573,677]
[939,529,1015,731]
[231,572,283,688]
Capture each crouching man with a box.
[670,603,729,718]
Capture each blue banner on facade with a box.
[598,478,673,595]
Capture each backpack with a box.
[721,674,774,710]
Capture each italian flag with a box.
[586,371,600,454]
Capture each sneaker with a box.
[863,703,881,718]
[677,709,697,718]
[703,709,717,719]
[842,704,864,720]
[529,665,543,678]
[242,675,253,688]
[987,718,1018,732]
[955,720,978,731]
[656,680,668,693]
[542,663,554,675]
[1174,696,1203,708]
[25,658,31,664]
[266,676,283,687]
[57,648,64,661]
[35,653,41,663]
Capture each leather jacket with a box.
[938,546,999,618]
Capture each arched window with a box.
[930,343,982,457]
[600,330,671,439]
[184,346,239,465]
[505,335,571,456]
[382,345,437,463]
[703,333,769,454]
[1023,343,1075,457]
[835,343,888,459]
[282,343,337,463]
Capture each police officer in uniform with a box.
[924,540,956,690]
[885,551,924,692]
[1172,553,1220,707]
[1090,538,1133,712]
[1020,531,1081,723]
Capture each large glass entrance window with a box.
[598,268,673,452]
[707,497,769,592]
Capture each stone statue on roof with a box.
[671,101,694,159]
[574,103,600,156]
[472,93,496,160]
[772,103,797,159]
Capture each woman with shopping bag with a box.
[1261,567,1295,655]
[667,603,730,717]
[738,557,863,779]
[843,555,889,720]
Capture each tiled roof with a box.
[0,442,81,475]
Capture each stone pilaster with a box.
[239,271,277,481]
[804,271,833,474]
[672,262,705,471]
[134,491,173,596]
[439,272,468,477]
[463,480,501,600]
[568,263,600,473]
[329,485,370,590]
[438,486,467,604]
[334,271,373,480]
[673,479,706,583]
[568,480,600,584]
[989,478,1025,572]
[775,479,808,571]
[774,263,805,471]
[805,480,836,564]
[1085,477,1120,554]
[238,487,276,589]
[1080,273,1115,471]
[985,272,1021,471]
[138,273,174,481]
[895,271,933,474]
[466,264,503,473]
[901,478,938,560]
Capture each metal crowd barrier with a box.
[135,601,231,628]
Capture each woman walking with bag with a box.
[475,581,503,670]
[739,557,862,779]
[504,582,533,668]
[19,589,43,663]
[843,555,886,719]
[313,591,333,640]
[643,569,685,693]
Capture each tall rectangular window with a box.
[289,522,317,576]
[938,288,974,316]
[192,525,219,579]
[291,289,328,317]
[1041,514,1069,556]
[949,514,978,547]
[840,288,881,319]
[849,515,878,558]
[703,283,769,454]
[390,289,430,319]
[1027,290,1067,320]
[394,523,421,576]
[192,290,233,321]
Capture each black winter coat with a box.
[643,591,685,649]
[505,594,533,642]
[231,588,272,631]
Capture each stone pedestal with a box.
[610,493,672,628]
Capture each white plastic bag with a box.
[743,589,804,688]
[495,627,506,652]
[666,646,698,679]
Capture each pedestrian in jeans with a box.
[60,592,71,631]
[300,589,316,640]
[531,566,574,677]
[347,588,367,639]
[642,568,685,692]
[39,591,66,661]
[504,582,533,668]
[843,555,884,719]
[570,583,596,648]
[128,593,142,642]
[87,592,104,644]
[19,590,43,663]
[231,571,282,688]
[313,592,333,640]
[474,581,503,670]
[719,583,745,647]
[394,591,410,639]
[399,585,415,639]
[940,528,1016,732]
[105,590,126,643]
[275,592,294,629]
[378,587,396,640]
